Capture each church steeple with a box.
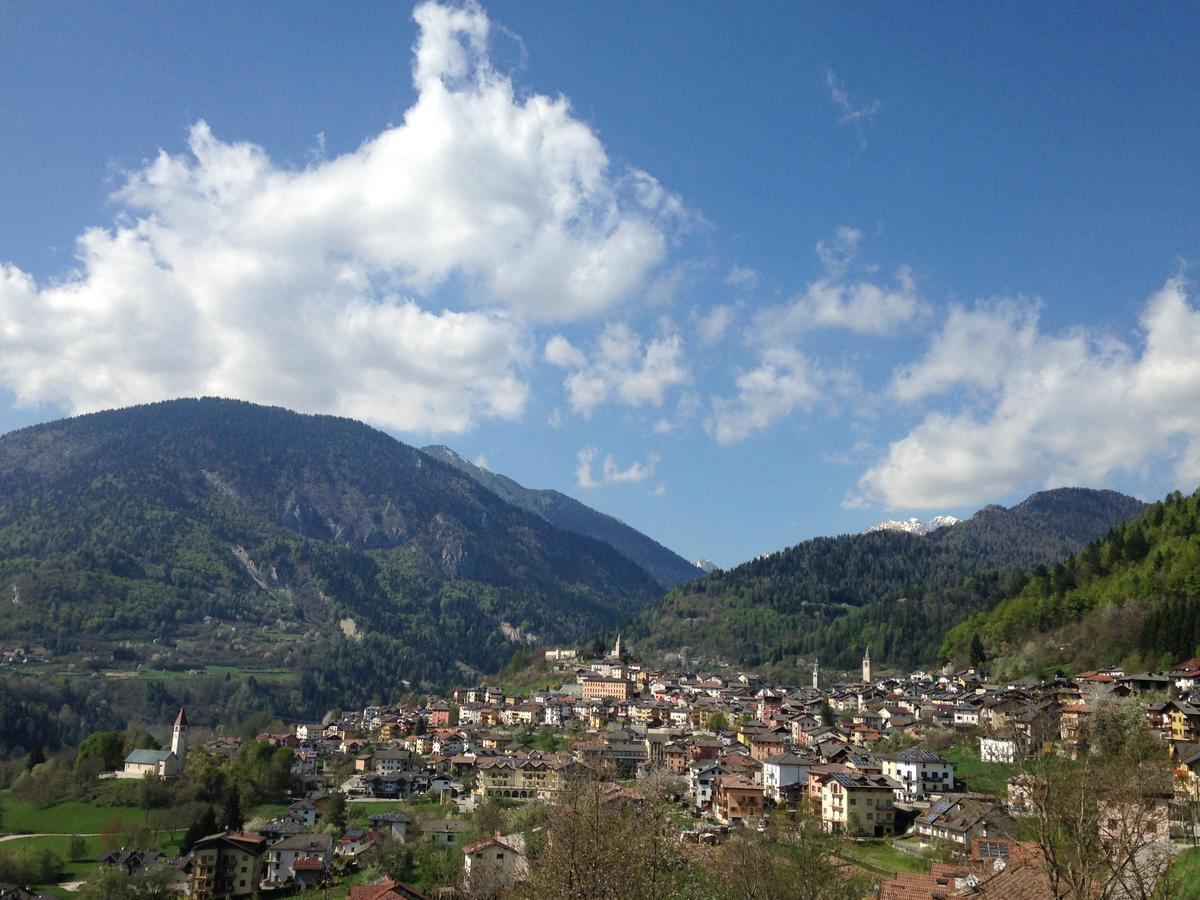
[812,658,820,690]
[608,633,625,661]
[861,646,872,684]
[170,706,189,760]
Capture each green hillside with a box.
[0,399,661,704]
[624,489,1145,674]
[942,487,1200,677]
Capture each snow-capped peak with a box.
[864,515,959,536]
[693,559,719,573]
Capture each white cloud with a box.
[705,347,824,444]
[696,304,735,346]
[544,334,586,368]
[558,323,690,417]
[853,276,1200,508]
[826,69,881,147]
[575,447,600,488]
[704,229,916,444]
[0,0,684,433]
[651,482,667,497]
[754,228,924,338]
[890,299,1040,401]
[726,265,759,290]
[575,446,660,488]
[603,452,660,483]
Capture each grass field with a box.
[131,664,295,682]
[838,838,930,876]
[1160,846,1200,897]
[940,743,1019,795]
[0,793,154,835]
[0,828,187,898]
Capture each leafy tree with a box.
[473,797,505,837]
[819,702,836,727]
[1021,700,1176,899]
[100,812,125,851]
[75,731,125,772]
[712,810,866,900]
[321,791,348,834]
[75,866,136,900]
[0,846,65,887]
[528,772,696,899]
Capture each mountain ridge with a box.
[866,515,959,536]
[941,487,1200,677]
[421,444,699,589]
[623,486,1146,674]
[0,398,662,695]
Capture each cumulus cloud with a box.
[575,446,660,488]
[556,323,690,417]
[705,347,825,444]
[0,0,683,433]
[754,227,924,338]
[706,228,916,443]
[544,334,586,368]
[852,276,1200,508]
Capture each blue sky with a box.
[2,2,1199,567]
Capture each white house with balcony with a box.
[880,748,954,804]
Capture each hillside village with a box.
[36,636,1200,898]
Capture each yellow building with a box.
[820,772,897,837]
[189,832,267,898]
[474,756,562,801]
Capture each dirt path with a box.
[0,832,101,842]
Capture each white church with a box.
[119,707,189,779]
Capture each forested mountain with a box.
[0,398,661,700]
[927,488,1146,568]
[942,487,1200,678]
[624,488,1145,674]
[422,445,699,589]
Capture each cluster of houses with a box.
[89,641,1200,897]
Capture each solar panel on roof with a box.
[928,798,954,819]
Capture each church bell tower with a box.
[170,707,189,761]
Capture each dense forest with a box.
[0,399,662,708]
[625,488,1145,674]
[942,488,1200,677]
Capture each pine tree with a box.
[221,787,243,832]
[969,633,986,668]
